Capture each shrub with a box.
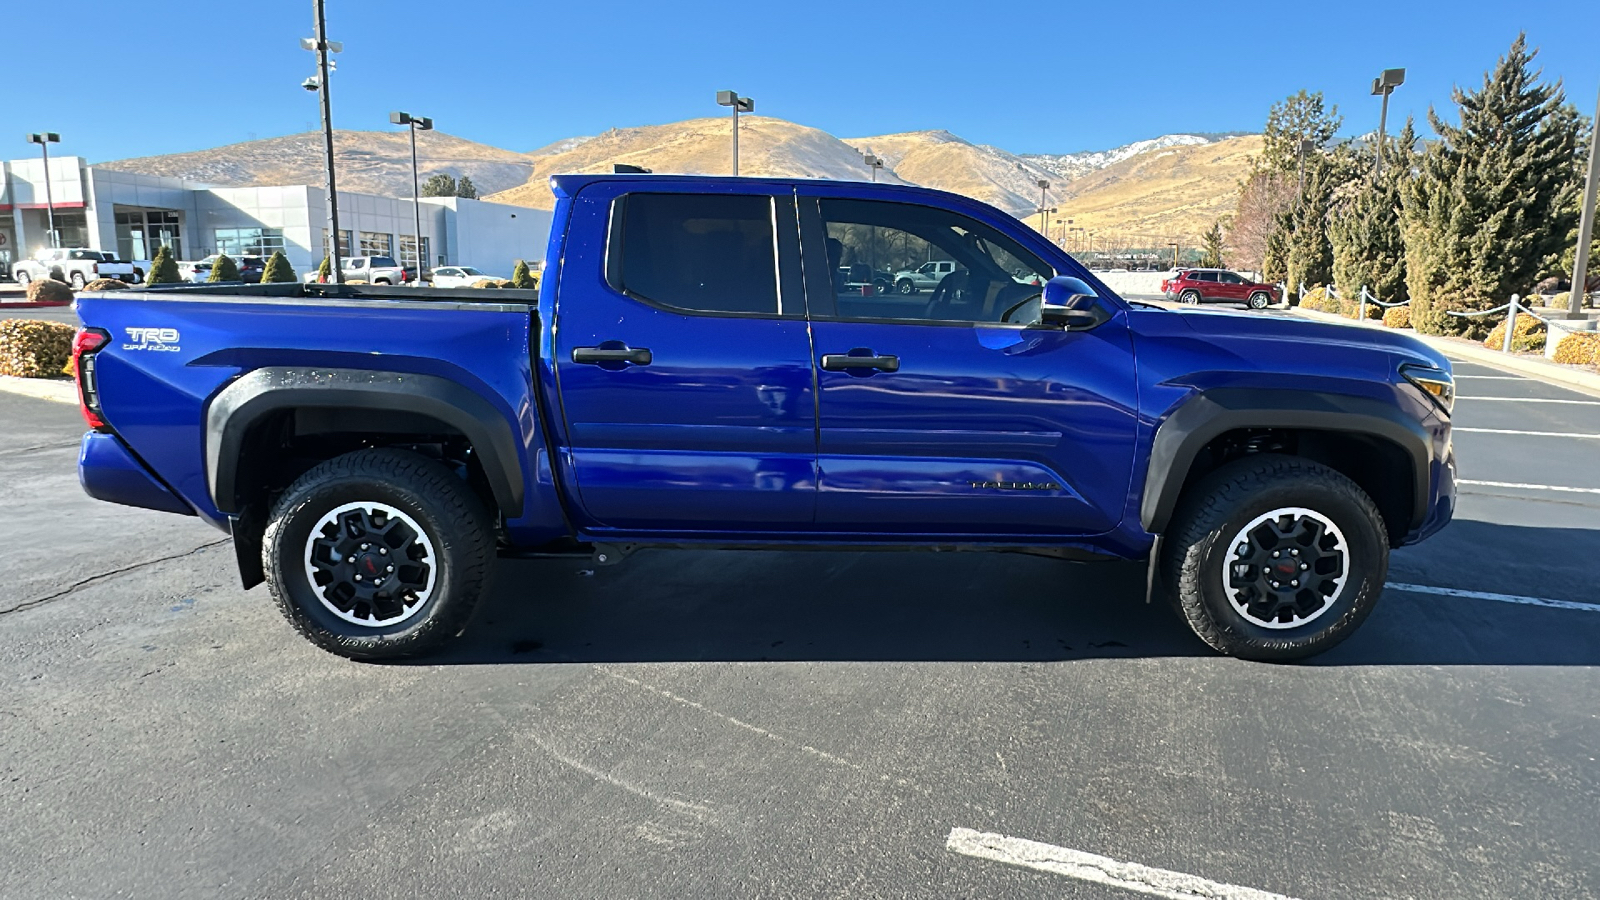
[344,278,369,285]
[1546,291,1571,309]
[1483,313,1546,353]
[1296,286,1332,312]
[81,278,129,291]
[25,278,74,303]
[146,246,182,285]
[208,254,240,282]
[316,256,332,283]
[261,251,296,283]
[0,319,75,378]
[511,259,538,289]
[470,278,516,289]
[1383,305,1412,329]
[1551,332,1600,366]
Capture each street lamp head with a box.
[26,132,60,145]
[717,90,753,112]
[303,76,321,91]
[1298,138,1316,154]
[415,117,433,131]
[390,111,411,125]
[1036,179,1050,190]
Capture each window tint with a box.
[1192,271,1217,282]
[1218,272,1242,284]
[612,193,779,315]
[818,197,1052,324]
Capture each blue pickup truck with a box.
[70,174,1456,662]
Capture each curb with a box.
[1289,307,1600,397]
[0,375,77,405]
[0,301,71,310]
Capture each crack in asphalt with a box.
[0,539,232,617]
[0,438,84,458]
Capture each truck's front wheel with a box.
[263,448,496,660]
[1160,454,1388,662]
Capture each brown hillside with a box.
[1050,135,1261,244]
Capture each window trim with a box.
[602,190,804,321]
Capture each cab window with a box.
[609,193,780,316]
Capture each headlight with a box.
[1400,363,1454,413]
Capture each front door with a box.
[552,183,818,532]
[798,190,1139,537]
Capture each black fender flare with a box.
[1140,387,1433,534]
[205,367,525,517]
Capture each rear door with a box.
[797,190,1139,537]
[551,183,818,532]
[1215,271,1248,302]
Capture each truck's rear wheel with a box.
[70,272,87,289]
[263,448,496,660]
[1160,454,1388,662]
[14,270,29,286]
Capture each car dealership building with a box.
[0,155,552,278]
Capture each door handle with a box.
[572,345,653,366]
[821,352,899,373]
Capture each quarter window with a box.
[817,197,1052,324]
[609,193,780,316]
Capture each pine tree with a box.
[207,254,240,282]
[146,246,181,285]
[510,259,537,288]
[1285,154,1338,290]
[1402,34,1584,337]
[1261,90,1343,173]
[1331,119,1417,305]
[456,175,478,199]
[261,250,297,283]
[1262,214,1290,283]
[1199,223,1226,268]
[422,174,457,197]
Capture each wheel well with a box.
[1174,427,1414,545]
[228,406,502,528]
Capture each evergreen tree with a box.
[456,175,478,199]
[317,256,332,283]
[1284,154,1337,290]
[1331,119,1417,304]
[510,259,538,288]
[207,254,240,282]
[1262,213,1290,283]
[1402,34,1584,337]
[145,246,181,285]
[1199,223,1226,268]
[1261,90,1343,173]
[260,250,297,283]
[422,174,458,197]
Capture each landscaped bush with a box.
[1483,313,1546,353]
[1297,286,1332,312]
[0,319,75,378]
[1382,305,1412,329]
[207,254,240,282]
[81,278,129,291]
[261,251,296,283]
[1551,332,1600,366]
[470,278,516,289]
[25,278,73,303]
[146,246,182,285]
[511,259,539,289]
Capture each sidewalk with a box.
[0,375,76,404]
[1291,306,1600,397]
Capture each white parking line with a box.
[1386,582,1599,612]
[1456,427,1600,439]
[1457,396,1600,405]
[946,828,1302,900]
[1453,375,1524,380]
[1460,479,1600,495]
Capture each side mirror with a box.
[1040,276,1109,330]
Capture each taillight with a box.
[73,328,111,432]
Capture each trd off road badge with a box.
[123,327,181,352]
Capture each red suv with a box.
[1164,269,1279,309]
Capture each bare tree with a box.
[1227,170,1295,272]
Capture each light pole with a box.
[301,3,344,283]
[1295,138,1315,206]
[1169,242,1180,270]
[25,133,60,248]
[862,152,884,182]
[1565,84,1600,322]
[716,90,753,176]
[1371,68,1406,178]
[390,111,433,281]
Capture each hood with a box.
[1166,307,1450,369]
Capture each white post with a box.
[1503,294,1519,354]
[1359,284,1368,321]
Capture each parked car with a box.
[13,248,138,288]
[303,255,409,285]
[185,255,266,283]
[1159,269,1190,294]
[429,266,499,288]
[1166,268,1279,309]
[73,173,1455,664]
[891,260,958,294]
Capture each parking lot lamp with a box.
[1566,85,1600,321]
[1295,139,1315,205]
[715,91,754,176]
[1371,68,1405,178]
[1169,241,1179,270]
[863,152,884,182]
[25,133,60,248]
[301,1,344,283]
[390,111,433,281]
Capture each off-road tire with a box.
[1180,289,1201,305]
[1247,291,1271,309]
[1160,454,1388,662]
[263,448,496,660]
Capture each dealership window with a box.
[359,231,393,258]
[321,229,353,258]
[398,235,431,270]
[608,193,780,315]
[214,227,285,258]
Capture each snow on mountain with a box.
[1023,134,1215,181]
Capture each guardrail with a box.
[1444,293,1598,356]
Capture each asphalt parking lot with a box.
[2,350,1598,899]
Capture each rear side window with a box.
[1192,271,1217,282]
[610,193,779,315]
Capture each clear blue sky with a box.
[13,0,1599,164]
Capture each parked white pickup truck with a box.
[891,260,958,295]
[303,255,409,285]
[12,248,139,288]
